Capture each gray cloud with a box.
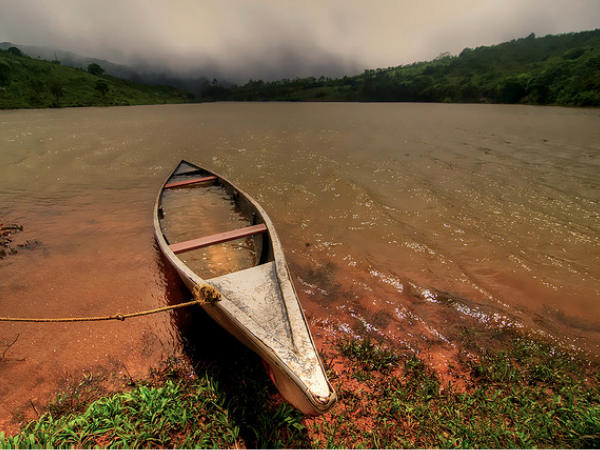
[1,0,599,82]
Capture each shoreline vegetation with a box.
[1,325,599,448]
[2,29,600,109]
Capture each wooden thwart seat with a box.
[165,176,217,189]
[169,223,268,254]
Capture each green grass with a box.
[1,333,599,448]
[0,49,190,109]
[0,356,308,449]
[323,335,600,448]
[338,336,401,372]
[1,378,240,448]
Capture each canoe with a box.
[153,160,336,415]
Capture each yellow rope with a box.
[0,283,221,323]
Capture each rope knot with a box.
[114,313,125,321]
[192,283,221,305]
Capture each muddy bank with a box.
[2,222,599,446]
[2,321,599,448]
[1,214,598,438]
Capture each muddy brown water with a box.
[1,103,599,431]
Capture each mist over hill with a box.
[0,42,210,94]
[0,45,189,108]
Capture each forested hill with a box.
[2,28,599,108]
[0,47,190,109]
[204,29,600,106]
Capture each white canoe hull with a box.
[153,161,336,415]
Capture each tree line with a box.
[198,29,600,106]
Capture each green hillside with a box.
[3,28,600,108]
[206,29,600,106]
[0,47,190,109]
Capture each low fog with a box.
[1,0,599,83]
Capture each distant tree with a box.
[95,79,109,96]
[49,80,64,106]
[87,63,104,76]
[0,61,10,86]
[435,51,452,60]
[459,48,473,57]
[499,77,527,103]
[200,79,228,100]
[28,79,45,105]
[563,48,585,60]
[525,76,550,104]
[460,82,481,102]
[7,47,22,56]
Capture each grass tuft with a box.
[338,337,401,372]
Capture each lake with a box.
[1,103,599,429]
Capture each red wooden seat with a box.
[169,223,268,254]
[165,176,217,189]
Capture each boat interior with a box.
[157,161,275,279]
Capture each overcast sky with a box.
[1,0,599,82]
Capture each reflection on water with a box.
[0,103,599,430]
